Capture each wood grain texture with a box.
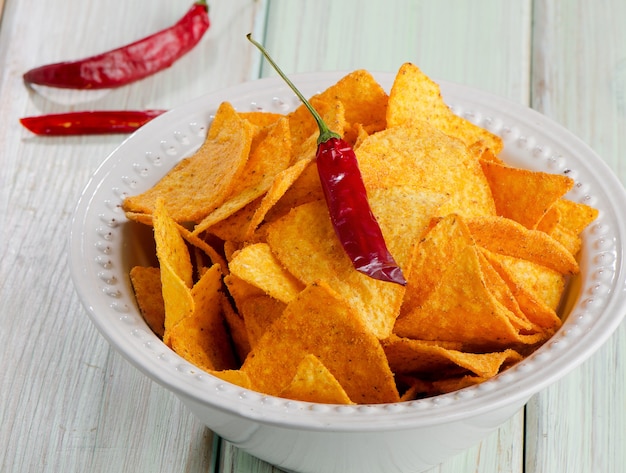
[526,1,626,472]
[0,1,266,472]
[1,0,624,472]
[261,0,532,101]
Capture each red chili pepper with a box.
[23,1,209,89]
[247,35,406,286]
[19,110,166,135]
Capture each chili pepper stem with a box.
[246,34,339,145]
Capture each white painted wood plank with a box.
[260,0,532,101]
[0,0,267,472]
[526,2,626,472]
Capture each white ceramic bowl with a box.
[69,72,626,473]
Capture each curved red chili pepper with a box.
[247,34,406,286]
[316,137,407,285]
[23,1,209,89]
[19,110,166,135]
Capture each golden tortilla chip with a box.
[395,214,544,348]
[153,199,193,287]
[480,160,574,229]
[279,354,353,404]
[480,249,566,312]
[238,110,284,128]
[244,156,315,239]
[466,215,579,275]
[192,117,292,234]
[220,296,251,362]
[386,62,503,153]
[355,120,496,218]
[481,248,562,330]
[382,334,523,378]
[123,102,254,223]
[267,189,434,339]
[209,369,253,389]
[129,266,165,338]
[168,265,237,371]
[228,243,304,303]
[241,282,400,404]
[553,198,599,235]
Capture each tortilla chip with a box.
[386,62,503,153]
[228,243,304,303]
[466,215,579,275]
[153,199,193,287]
[395,214,543,348]
[279,354,353,404]
[382,334,523,378]
[481,248,562,330]
[192,117,292,234]
[480,249,566,312]
[129,266,165,338]
[238,111,284,128]
[209,369,253,389]
[355,120,496,218]
[265,188,445,340]
[168,265,237,371]
[123,102,254,223]
[480,160,574,229]
[553,198,599,235]
[241,281,400,404]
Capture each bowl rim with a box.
[69,72,626,432]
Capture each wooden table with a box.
[1,1,625,471]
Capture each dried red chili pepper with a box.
[247,35,406,286]
[23,1,209,89]
[19,110,165,135]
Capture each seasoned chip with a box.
[220,295,251,362]
[192,117,291,234]
[238,110,284,128]
[238,295,286,348]
[355,120,496,218]
[279,354,353,404]
[228,243,304,303]
[168,265,237,371]
[395,214,544,348]
[123,102,254,222]
[241,282,400,404]
[153,199,193,288]
[466,215,579,275]
[129,266,165,338]
[209,369,253,389]
[553,198,599,235]
[480,249,566,312]
[266,186,443,339]
[382,334,523,378]
[480,160,574,229]
[386,62,503,153]
[481,248,562,330]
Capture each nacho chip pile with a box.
[124,63,598,404]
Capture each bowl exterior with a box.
[179,393,529,473]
